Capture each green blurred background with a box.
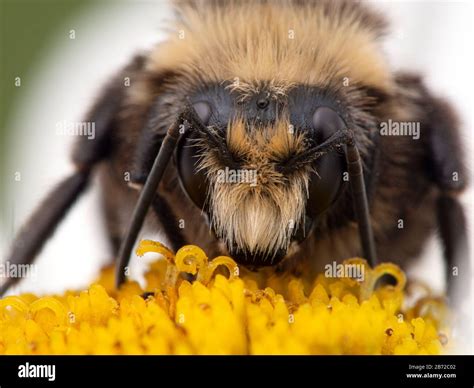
[0,0,93,227]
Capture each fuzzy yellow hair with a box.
[148,0,393,93]
[197,118,311,259]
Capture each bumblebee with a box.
[1,0,469,308]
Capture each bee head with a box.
[133,0,392,268]
[176,81,353,267]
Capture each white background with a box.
[1,0,473,332]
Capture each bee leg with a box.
[436,194,470,307]
[0,170,91,296]
[101,201,123,259]
[151,193,188,251]
[0,58,143,296]
[424,93,470,308]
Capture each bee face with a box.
[129,0,391,268]
[176,82,353,266]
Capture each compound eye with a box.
[312,106,345,142]
[193,101,212,125]
[307,106,347,218]
[176,135,208,211]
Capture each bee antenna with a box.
[345,137,377,267]
[301,128,377,266]
[115,106,199,287]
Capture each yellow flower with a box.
[0,239,448,355]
